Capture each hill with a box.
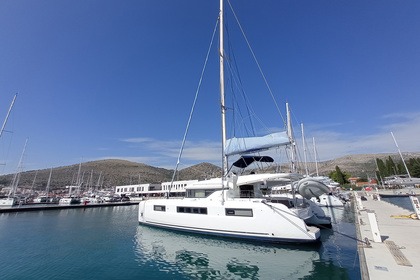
[316,152,420,177]
[0,159,222,192]
[1,152,419,192]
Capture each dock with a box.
[355,192,420,280]
[0,201,139,213]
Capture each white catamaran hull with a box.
[138,191,320,243]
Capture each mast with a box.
[31,170,38,195]
[96,171,102,187]
[0,93,17,138]
[9,137,28,197]
[219,0,228,177]
[286,103,296,172]
[301,123,309,176]
[312,137,319,177]
[46,168,52,199]
[390,131,412,179]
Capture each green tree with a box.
[376,158,387,177]
[411,163,420,178]
[332,166,347,184]
[386,156,396,175]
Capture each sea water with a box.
[0,205,360,279]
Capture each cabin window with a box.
[153,205,166,212]
[177,206,207,214]
[187,189,216,198]
[225,208,253,217]
[239,185,254,198]
[270,199,293,208]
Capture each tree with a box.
[376,158,387,178]
[386,156,396,175]
[330,166,348,185]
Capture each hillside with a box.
[0,159,221,192]
[1,152,419,192]
[316,152,420,177]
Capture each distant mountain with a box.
[0,159,221,192]
[1,152,419,192]
[316,152,420,177]
[178,162,222,180]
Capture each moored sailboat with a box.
[138,0,320,243]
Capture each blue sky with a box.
[1,0,420,175]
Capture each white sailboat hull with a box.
[0,197,15,208]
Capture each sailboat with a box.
[0,94,18,208]
[138,0,320,243]
[380,132,420,196]
[0,138,28,208]
[59,162,82,205]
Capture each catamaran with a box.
[138,0,320,243]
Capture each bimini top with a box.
[224,131,290,157]
[232,155,274,168]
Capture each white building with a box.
[114,180,199,199]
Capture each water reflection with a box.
[134,226,321,279]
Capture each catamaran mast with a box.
[219,0,228,177]
[301,123,309,176]
[0,93,17,139]
[286,103,297,172]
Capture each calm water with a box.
[0,204,360,279]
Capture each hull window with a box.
[225,208,253,217]
[177,207,208,214]
[153,205,166,211]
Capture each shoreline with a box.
[0,201,138,213]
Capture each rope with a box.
[316,222,370,245]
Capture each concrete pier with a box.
[355,193,420,279]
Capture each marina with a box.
[1,1,419,279]
[0,203,361,279]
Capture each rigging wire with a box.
[169,17,219,188]
[227,0,286,126]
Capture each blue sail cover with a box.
[224,131,290,156]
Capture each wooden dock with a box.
[355,192,420,280]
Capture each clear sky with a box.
[1,0,420,175]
